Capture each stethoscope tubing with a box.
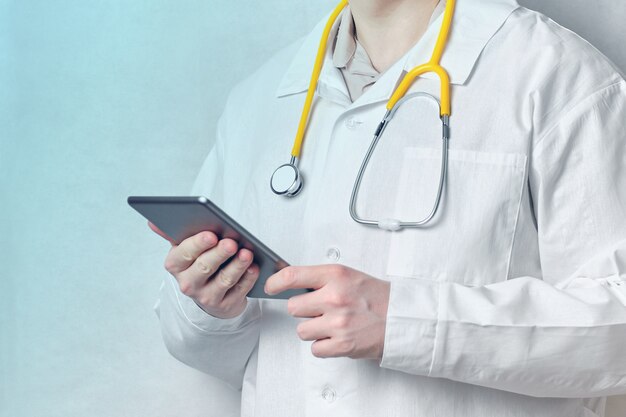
[348,93,450,231]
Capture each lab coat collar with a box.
[275,0,520,99]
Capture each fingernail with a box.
[221,240,237,254]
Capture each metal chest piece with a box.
[270,157,303,197]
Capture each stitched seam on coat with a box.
[533,81,624,155]
[434,321,626,329]
[505,155,530,280]
[427,281,443,377]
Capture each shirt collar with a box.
[332,7,357,69]
[275,0,519,98]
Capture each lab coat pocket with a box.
[385,147,527,286]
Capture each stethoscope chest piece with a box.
[270,158,303,197]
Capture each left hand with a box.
[265,265,390,360]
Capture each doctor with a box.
[151,0,626,416]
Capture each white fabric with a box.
[155,0,626,416]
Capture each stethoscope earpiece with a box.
[270,160,303,197]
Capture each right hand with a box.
[149,221,259,319]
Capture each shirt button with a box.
[326,247,341,262]
[321,386,336,403]
[344,117,360,130]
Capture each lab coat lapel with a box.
[274,10,347,102]
[403,0,520,85]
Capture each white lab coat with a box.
[154,0,626,415]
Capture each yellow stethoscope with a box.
[270,0,455,231]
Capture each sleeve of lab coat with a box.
[379,80,626,398]
[154,121,262,391]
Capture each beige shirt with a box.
[332,2,445,102]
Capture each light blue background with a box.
[1,1,625,416]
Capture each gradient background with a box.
[1,1,625,416]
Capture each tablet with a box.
[128,196,309,299]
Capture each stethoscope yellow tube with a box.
[291,0,349,158]
[386,0,455,115]
[291,0,455,160]
[387,63,451,116]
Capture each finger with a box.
[310,338,336,358]
[190,239,240,278]
[148,221,176,245]
[296,316,330,341]
[223,263,260,300]
[175,238,239,294]
[164,231,219,274]
[203,247,254,301]
[287,290,325,318]
[265,265,332,296]
[197,263,258,309]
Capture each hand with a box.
[149,221,259,319]
[265,265,390,360]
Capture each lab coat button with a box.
[344,117,360,130]
[326,247,341,262]
[321,386,336,403]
